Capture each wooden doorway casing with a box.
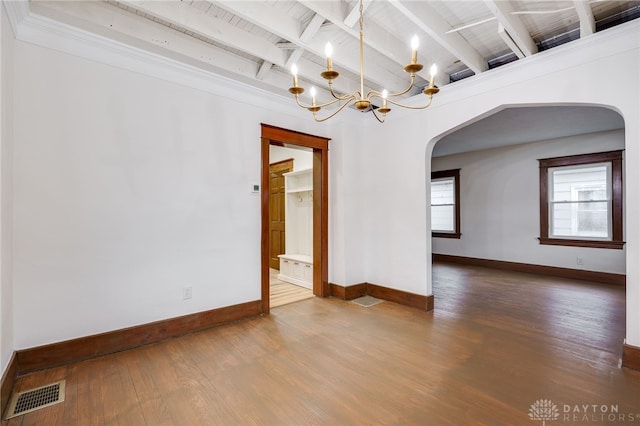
[261,124,330,314]
[269,159,293,269]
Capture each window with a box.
[431,169,460,238]
[539,150,624,249]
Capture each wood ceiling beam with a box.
[120,1,286,66]
[498,24,525,59]
[344,0,372,28]
[483,0,538,57]
[298,0,431,82]
[29,1,299,93]
[388,0,488,75]
[256,60,272,80]
[214,0,411,93]
[573,0,595,37]
[300,13,325,43]
[264,14,323,81]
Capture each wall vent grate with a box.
[4,380,66,420]
[351,295,384,307]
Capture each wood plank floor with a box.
[4,262,640,425]
[269,268,314,308]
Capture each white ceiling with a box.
[22,0,639,154]
[29,1,640,100]
[432,106,625,157]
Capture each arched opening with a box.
[427,104,627,364]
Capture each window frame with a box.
[431,169,461,239]
[538,150,624,249]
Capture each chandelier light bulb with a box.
[310,86,317,106]
[382,89,388,99]
[411,35,419,51]
[411,35,419,63]
[325,42,334,70]
[325,42,333,59]
[429,64,437,87]
[291,64,299,87]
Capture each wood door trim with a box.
[261,124,329,150]
[261,124,330,314]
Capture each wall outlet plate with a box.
[251,184,260,193]
[183,286,192,300]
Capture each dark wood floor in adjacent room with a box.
[4,261,640,425]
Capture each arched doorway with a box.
[427,104,628,365]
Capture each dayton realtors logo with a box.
[529,399,560,425]
[529,399,639,423]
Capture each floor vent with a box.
[4,380,66,420]
[352,295,384,307]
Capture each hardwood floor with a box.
[270,268,314,308]
[4,262,640,425]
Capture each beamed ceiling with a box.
[27,0,640,109]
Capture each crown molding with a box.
[2,1,30,37]
[2,1,309,119]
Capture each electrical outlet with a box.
[576,257,584,266]
[183,286,192,300]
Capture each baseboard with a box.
[329,283,366,300]
[433,254,625,286]
[622,343,640,371]
[330,282,434,312]
[1,352,18,418]
[367,283,434,311]
[16,299,262,375]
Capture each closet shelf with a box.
[279,168,313,289]
[286,188,312,194]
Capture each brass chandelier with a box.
[288,0,439,123]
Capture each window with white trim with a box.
[539,151,623,249]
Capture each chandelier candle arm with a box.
[368,72,416,99]
[385,94,435,110]
[312,98,358,122]
[329,82,357,101]
[294,91,354,110]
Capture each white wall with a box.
[0,5,15,378]
[358,20,640,346]
[4,3,640,361]
[10,35,340,349]
[432,130,625,274]
[328,121,365,286]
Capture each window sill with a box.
[538,237,625,249]
[433,232,461,239]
